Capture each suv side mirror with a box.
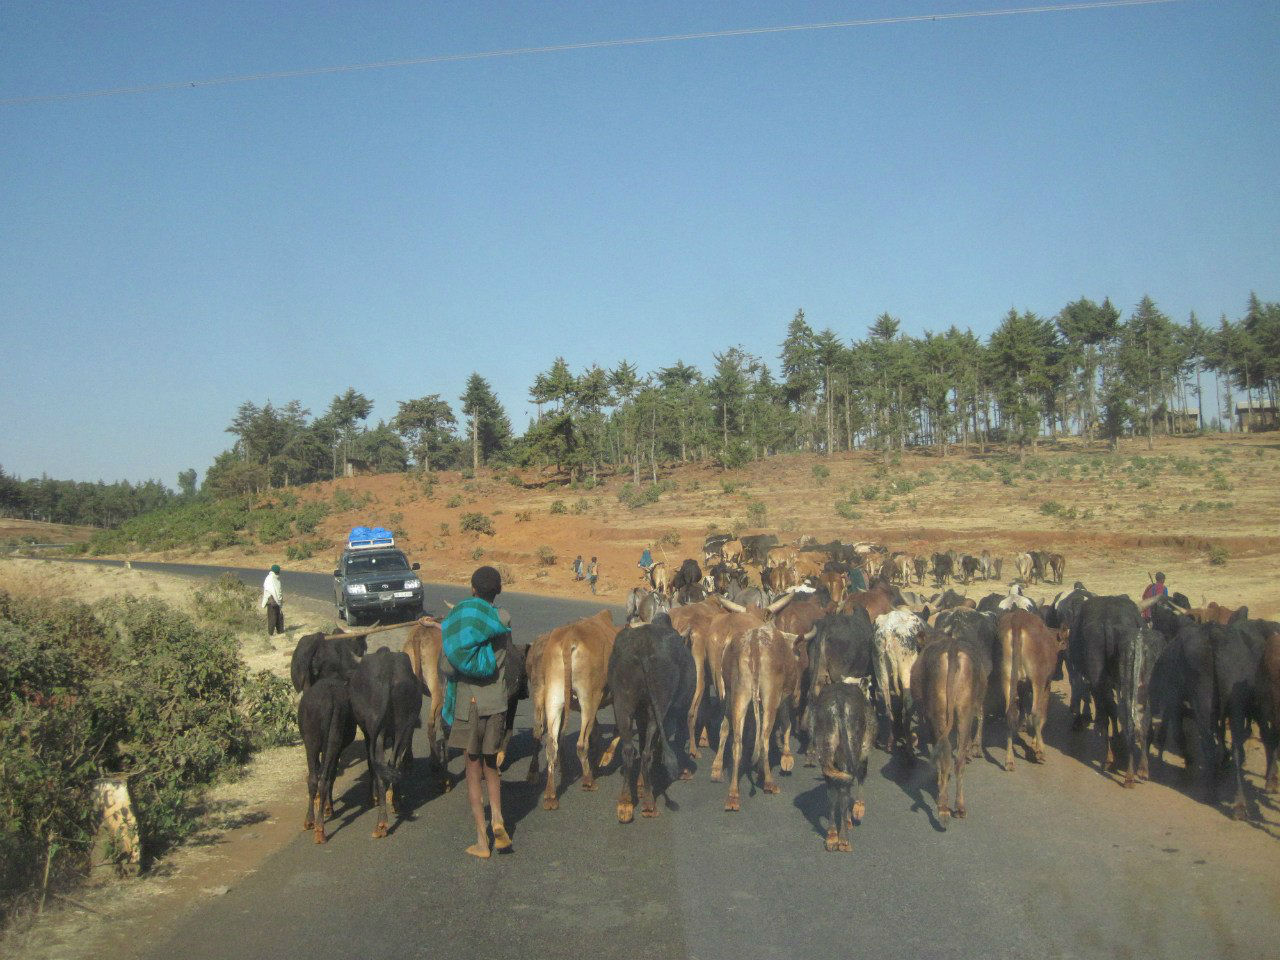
[332,569,340,578]
[412,562,420,571]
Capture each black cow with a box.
[802,540,857,565]
[803,610,875,760]
[1049,583,1095,727]
[290,631,367,692]
[703,533,735,558]
[672,558,703,594]
[607,614,697,822]
[935,588,972,611]
[1116,624,1165,788]
[1214,617,1278,818]
[1029,551,1049,584]
[710,562,748,594]
[350,647,422,838]
[740,533,780,565]
[959,555,981,584]
[1150,618,1219,802]
[812,681,877,852]
[298,676,357,844]
[931,552,954,586]
[975,592,1004,614]
[1070,595,1144,775]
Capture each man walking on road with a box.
[588,557,599,594]
[261,564,284,635]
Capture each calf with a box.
[871,608,928,751]
[608,615,697,822]
[812,681,877,852]
[1047,553,1066,584]
[996,611,1069,770]
[716,623,800,810]
[932,552,954,586]
[1014,553,1033,583]
[349,647,422,838]
[298,676,357,844]
[913,555,929,585]
[526,609,617,809]
[910,637,987,828]
[959,555,982,584]
[1215,619,1272,819]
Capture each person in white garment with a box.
[261,564,284,635]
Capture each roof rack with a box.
[347,525,395,550]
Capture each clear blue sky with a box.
[2,1,1276,486]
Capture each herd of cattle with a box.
[288,533,1280,853]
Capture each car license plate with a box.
[378,592,393,601]
[393,590,413,598]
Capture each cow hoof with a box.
[725,796,740,812]
[780,753,795,774]
[1231,803,1246,821]
[954,805,967,819]
[698,733,710,748]
[495,750,507,769]
[1266,778,1279,795]
[763,782,780,795]
[600,750,616,767]
[709,767,723,782]
[1004,761,1014,773]
[313,829,327,844]
[303,817,313,831]
[688,748,701,760]
[372,822,388,839]
[679,769,694,781]
[852,801,865,821]
[616,802,634,823]
[641,803,658,818]
[581,780,598,792]
[323,802,334,817]
[837,840,851,853]
[938,808,950,830]
[543,796,559,811]
[824,831,840,852]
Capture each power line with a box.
[2,0,1187,107]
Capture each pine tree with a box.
[460,374,511,469]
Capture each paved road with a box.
[64,560,1280,959]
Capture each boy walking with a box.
[588,556,599,594]
[441,566,514,858]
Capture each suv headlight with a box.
[403,578,421,590]
[346,583,367,595]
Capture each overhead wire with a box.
[2,0,1188,106]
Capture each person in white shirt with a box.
[261,564,284,635]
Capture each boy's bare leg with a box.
[483,755,512,850]
[464,754,490,858]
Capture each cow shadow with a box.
[793,781,830,839]
[876,750,946,832]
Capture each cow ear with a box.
[1229,606,1248,625]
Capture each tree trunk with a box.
[471,415,479,471]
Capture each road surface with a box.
[62,560,1280,960]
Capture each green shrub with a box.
[278,491,299,509]
[460,513,495,536]
[332,489,356,511]
[255,510,293,544]
[192,573,261,633]
[571,498,591,515]
[294,501,328,535]
[618,483,665,510]
[860,485,880,502]
[835,501,861,520]
[658,530,681,548]
[446,494,463,509]
[241,670,297,748]
[721,481,740,495]
[997,466,1015,486]
[1208,546,1228,566]
[746,501,767,526]
[812,464,830,484]
[1040,501,1064,517]
[717,442,753,471]
[514,510,531,522]
[536,545,556,566]
[471,546,485,561]
[507,472,524,487]
[549,500,567,515]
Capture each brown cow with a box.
[1047,553,1066,584]
[648,561,671,596]
[910,636,986,829]
[674,594,793,760]
[996,610,1069,770]
[525,610,618,809]
[1187,600,1246,625]
[401,619,448,781]
[820,569,849,607]
[714,622,801,810]
[841,581,897,621]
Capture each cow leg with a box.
[777,699,795,774]
[709,712,731,781]
[873,649,894,751]
[758,692,781,795]
[1228,707,1249,820]
[615,704,637,823]
[577,691,604,791]
[1264,721,1279,794]
[824,782,841,852]
[725,686,751,812]
[687,642,706,757]
[955,720,971,820]
[542,684,566,810]
[934,736,952,829]
[1029,681,1048,764]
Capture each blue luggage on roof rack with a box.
[347,525,395,549]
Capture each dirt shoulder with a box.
[0,559,331,960]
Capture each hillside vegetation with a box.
[84,433,1280,618]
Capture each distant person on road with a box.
[1141,571,1168,621]
[573,554,584,581]
[638,546,653,573]
[260,564,284,635]
[442,565,513,859]
[588,557,599,594]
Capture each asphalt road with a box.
[64,560,1280,960]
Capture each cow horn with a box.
[715,594,747,614]
[1137,596,1159,611]
[767,592,795,614]
[1167,601,1189,615]
[442,599,454,609]
[803,626,818,641]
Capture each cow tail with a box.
[640,654,678,782]
[751,641,767,768]
[561,640,574,733]
[945,642,962,739]
[1123,630,1143,755]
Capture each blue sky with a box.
[2,1,1276,486]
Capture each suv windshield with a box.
[345,552,410,575]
